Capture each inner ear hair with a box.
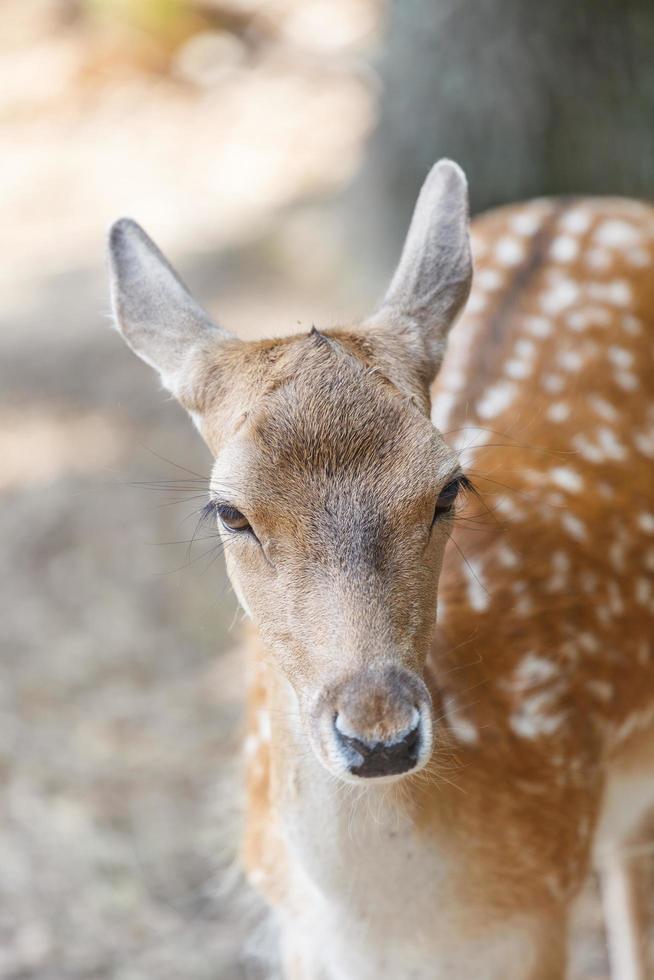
[366,158,473,383]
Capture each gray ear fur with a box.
[108,218,230,395]
[369,159,472,379]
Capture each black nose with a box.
[334,719,421,778]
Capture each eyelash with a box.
[432,474,472,524]
[201,498,219,522]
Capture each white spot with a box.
[511,211,542,236]
[578,632,600,654]
[462,557,490,612]
[609,540,627,573]
[550,467,583,493]
[621,314,642,336]
[547,550,570,592]
[625,247,649,267]
[476,268,503,291]
[607,345,634,370]
[550,236,579,262]
[598,481,614,499]
[581,570,598,593]
[495,495,526,522]
[515,339,536,359]
[510,690,565,739]
[542,373,565,394]
[637,513,654,535]
[466,292,487,314]
[594,219,641,248]
[643,547,654,572]
[505,358,532,380]
[496,236,525,266]
[566,306,611,332]
[596,606,612,627]
[557,349,585,373]
[565,311,591,333]
[596,426,627,461]
[588,395,618,422]
[590,306,612,326]
[634,431,654,459]
[571,433,605,464]
[541,279,580,315]
[546,402,570,423]
[587,280,633,307]
[450,425,492,456]
[586,680,613,702]
[511,653,559,690]
[561,513,587,541]
[607,581,624,616]
[476,381,518,420]
[524,316,552,338]
[585,248,612,271]
[552,551,570,574]
[561,209,592,234]
[614,705,654,745]
[497,544,519,568]
[615,370,638,391]
[443,696,479,745]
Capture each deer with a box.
[108,160,654,979]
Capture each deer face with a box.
[109,160,472,782]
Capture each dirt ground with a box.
[1,2,650,977]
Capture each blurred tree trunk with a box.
[349,0,654,284]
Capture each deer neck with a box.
[258,649,454,911]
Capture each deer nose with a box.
[333,712,422,778]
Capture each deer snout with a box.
[313,665,433,781]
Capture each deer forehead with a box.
[208,336,458,521]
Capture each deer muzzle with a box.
[311,664,434,781]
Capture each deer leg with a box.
[528,914,568,980]
[600,844,649,980]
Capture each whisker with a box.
[137,443,210,481]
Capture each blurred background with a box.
[2,1,653,977]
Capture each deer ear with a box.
[108,219,232,401]
[367,159,472,382]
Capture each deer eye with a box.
[216,504,251,533]
[433,477,464,523]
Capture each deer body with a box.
[108,167,654,978]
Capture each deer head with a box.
[109,160,472,782]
